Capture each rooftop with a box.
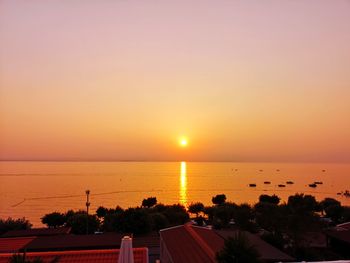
[0,237,36,253]
[1,227,71,238]
[0,248,148,263]
[160,224,294,263]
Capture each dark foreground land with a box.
[1,193,350,262]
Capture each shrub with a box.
[0,217,32,235]
[212,194,227,205]
[41,212,66,228]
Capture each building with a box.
[0,248,148,263]
[160,224,294,263]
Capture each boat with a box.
[278,184,286,188]
[249,184,257,187]
[314,181,323,184]
[309,183,317,188]
[263,181,271,184]
[286,181,294,184]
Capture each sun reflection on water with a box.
[179,161,187,207]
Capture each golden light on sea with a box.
[179,161,187,206]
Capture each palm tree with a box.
[216,231,261,263]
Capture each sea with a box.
[0,161,349,226]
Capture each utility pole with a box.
[86,190,90,235]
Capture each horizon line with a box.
[0,159,349,164]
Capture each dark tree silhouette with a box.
[188,202,204,216]
[0,217,32,235]
[212,194,227,205]
[41,212,66,228]
[142,197,157,208]
[216,232,261,263]
[259,194,280,205]
[66,212,100,234]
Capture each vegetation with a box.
[4,193,350,261]
[212,194,227,205]
[216,231,261,263]
[41,212,66,228]
[188,202,204,216]
[142,197,157,208]
[259,194,280,205]
[0,217,31,235]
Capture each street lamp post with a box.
[86,190,90,235]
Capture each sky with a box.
[0,0,350,162]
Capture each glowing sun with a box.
[179,137,188,147]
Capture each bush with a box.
[212,194,227,205]
[66,212,100,234]
[41,212,66,228]
[116,208,152,234]
[288,194,318,214]
[142,197,157,208]
[188,202,204,215]
[163,204,189,225]
[96,206,108,218]
[150,212,169,230]
[216,232,261,263]
[0,217,32,235]
[259,194,280,205]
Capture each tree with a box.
[150,212,169,231]
[259,194,280,205]
[254,202,284,232]
[216,232,261,263]
[163,204,189,225]
[320,198,342,219]
[0,217,32,235]
[96,206,108,218]
[325,204,343,223]
[41,212,66,228]
[116,208,152,234]
[212,194,227,205]
[188,202,204,216]
[234,204,256,231]
[287,194,318,214]
[66,212,100,234]
[142,197,157,208]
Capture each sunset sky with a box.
[0,0,350,162]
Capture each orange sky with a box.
[1,1,350,162]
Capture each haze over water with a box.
[1,161,349,226]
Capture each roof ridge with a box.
[184,224,216,263]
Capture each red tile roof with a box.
[216,229,294,262]
[24,232,159,252]
[0,248,148,263]
[0,237,35,253]
[326,229,350,244]
[336,222,350,231]
[160,225,221,263]
[160,224,294,263]
[1,227,71,238]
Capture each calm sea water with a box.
[0,161,349,226]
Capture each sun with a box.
[179,137,188,147]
